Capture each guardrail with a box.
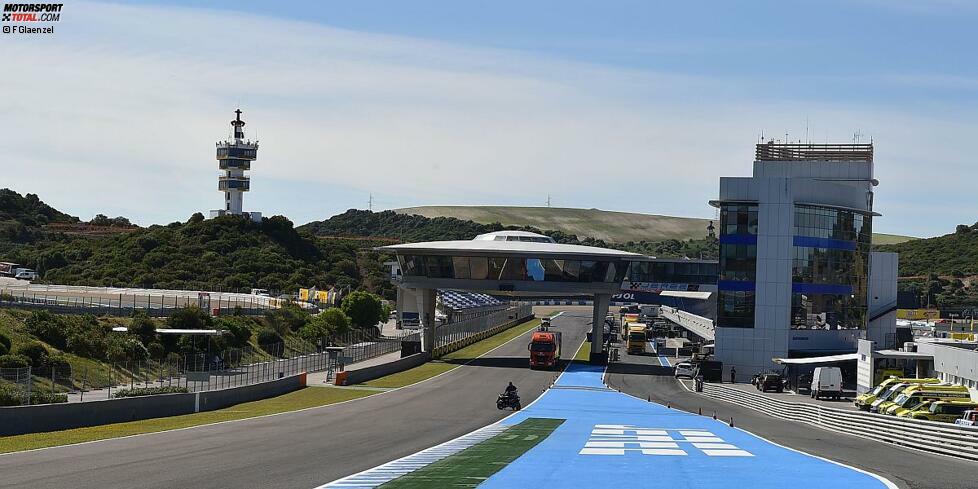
[700,382,978,461]
[432,304,534,358]
[660,306,715,341]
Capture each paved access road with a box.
[0,313,592,489]
[606,349,978,489]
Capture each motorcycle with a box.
[496,392,521,411]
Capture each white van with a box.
[810,366,843,400]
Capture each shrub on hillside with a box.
[166,306,213,331]
[14,342,49,369]
[263,303,309,335]
[25,310,68,350]
[129,312,158,345]
[257,328,283,355]
[0,332,9,356]
[0,354,30,369]
[215,317,253,347]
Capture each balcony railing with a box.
[218,159,251,170]
[216,146,258,160]
[218,177,250,191]
[755,143,873,163]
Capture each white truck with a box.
[810,366,844,400]
[14,268,37,281]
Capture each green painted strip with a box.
[379,418,564,489]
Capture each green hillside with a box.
[395,205,917,245]
[0,190,394,299]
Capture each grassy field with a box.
[380,418,564,488]
[361,318,542,388]
[395,205,918,245]
[0,386,376,454]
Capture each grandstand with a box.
[438,290,507,322]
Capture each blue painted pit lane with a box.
[482,362,895,489]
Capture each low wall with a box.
[343,353,430,385]
[0,374,305,436]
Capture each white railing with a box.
[700,383,978,461]
[661,305,715,341]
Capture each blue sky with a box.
[2,1,977,237]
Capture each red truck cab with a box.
[529,331,561,370]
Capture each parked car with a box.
[811,367,843,400]
[796,372,813,393]
[674,361,696,379]
[757,373,784,393]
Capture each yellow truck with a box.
[855,377,939,411]
[626,323,647,355]
[902,400,978,422]
[883,384,970,416]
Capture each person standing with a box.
[729,366,736,384]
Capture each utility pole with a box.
[546,195,551,208]
[368,193,373,212]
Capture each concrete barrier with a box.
[0,374,305,436]
[343,353,431,385]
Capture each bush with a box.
[0,332,9,356]
[129,313,158,345]
[166,306,213,331]
[25,310,67,350]
[216,317,253,347]
[256,328,282,346]
[0,354,30,369]
[341,291,385,329]
[113,386,188,398]
[29,392,68,404]
[146,342,165,360]
[47,353,71,375]
[14,342,49,369]
[263,304,309,335]
[0,383,24,406]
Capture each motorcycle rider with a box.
[504,382,519,399]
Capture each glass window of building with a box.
[452,257,470,279]
[469,257,489,280]
[717,290,755,328]
[790,204,872,330]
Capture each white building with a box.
[710,143,898,378]
[210,109,262,222]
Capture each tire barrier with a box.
[699,382,978,462]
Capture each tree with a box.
[129,312,158,345]
[263,303,309,335]
[300,308,351,342]
[14,342,49,370]
[166,306,214,331]
[341,291,384,329]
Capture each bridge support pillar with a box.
[416,288,437,354]
[590,293,610,364]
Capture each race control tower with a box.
[210,109,262,222]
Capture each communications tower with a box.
[210,109,262,222]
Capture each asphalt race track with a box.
[606,348,978,489]
[0,313,592,489]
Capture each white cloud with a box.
[0,1,975,237]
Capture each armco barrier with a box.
[432,312,535,358]
[0,374,305,436]
[342,353,430,385]
[700,382,978,461]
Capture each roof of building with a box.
[378,240,650,260]
[473,230,555,243]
